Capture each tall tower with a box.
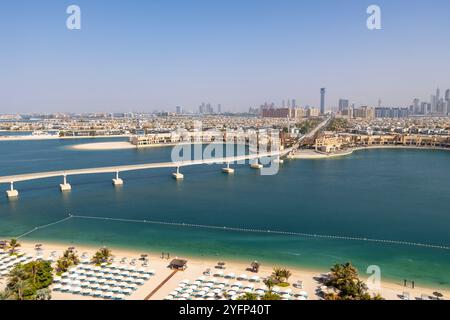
[445,89,450,101]
[320,88,326,115]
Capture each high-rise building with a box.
[445,89,450,101]
[292,99,297,108]
[218,104,222,114]
[320,88,326,114]
[176,106,183,114]
[412,98,420,115]
[430,95,437,113]
[338,99,349,112]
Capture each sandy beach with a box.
[291,145,450,160]
[1,240,447,300]
[69,141,137,150]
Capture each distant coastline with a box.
[291,145,450,159]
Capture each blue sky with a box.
[1,0,449,113]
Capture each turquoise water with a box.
[0,138,449,289]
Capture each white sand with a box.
[69,141,137,150]
[1,241,448,301]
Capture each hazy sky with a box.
[1,0,449,113]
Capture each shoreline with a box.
[0,135,131,142]
[1,239,448,300]
[291,145,450,159]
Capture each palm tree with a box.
[272,268,284,283]
[91,247,113,265]
[263,277,276,292]
[280,269,292,283]
[8,239,20,255]
[237,292,258,300]
[261,292,281,300]
[13,280,31,300]
[0,289,12,300]
[35,288,52,300]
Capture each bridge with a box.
[0,116,331,198]
[0,148,291,198]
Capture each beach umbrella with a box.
[203,282,213,288]
[103,291,114,299]
[185,289,194,294]
[299,291,308,297]
[206,292,216,298]
[111,286,121,292]
[214,270,224,277]
[181,293,190,299]
[197,276,206,282]
[250,275,260,282]
[226,273,236,279]
[180,279,190,284]
[80,282,90,288]
[140,274,150,280]
[115,294,126,300]
[53,276,61,283]
[97,278,106,284]
[244,288,253,293]
[255,289,265,295]
[90,283,100,289]
[121,271,130,277]
[82,288,92,295]
[238,274,248,280]
[62,285,72,292]
[69,273,78,279]
[282,293,291,300]
[115,275,124,281]
[233,281,242,287]
[93,290,103,297]
[122,288,132,295]
[53,284,62,291]
[147,269,155,275]
[100,285,110,291]
[135,279,144,285]
[78,275,87,281]
[72,287,82,294]
[213,288,222,294]
[71,280,81,286]
[227,290,237,296]
[138,267,147,273]
[196,290,206,297]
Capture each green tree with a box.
[8,238,20,254]
[261,292,282,300]
[237,293,258,300]
[263,277,276,292]
[325,262,383,300]
[35,288,52,300]
[91,247,113,265]
[6,261,53,300]
[56,248,80,274]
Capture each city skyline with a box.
[1,0,450,114]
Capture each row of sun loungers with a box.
[52,264,155,300]
[164,277,308,300]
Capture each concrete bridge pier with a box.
[59,174,72,192]
[112,171,124,186]
[222,162,235,174]
[250,159,263,169]
[172,166,184,180]
[6,182,19,198]
[273,156,284,164]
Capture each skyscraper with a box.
[320,88,326,114]
[217,104,222,114]
[445,89,450,101]
[338,99,349,112]
[176,106,183,114]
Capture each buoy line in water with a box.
[16,215,74,239]
[14,213,450,251]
